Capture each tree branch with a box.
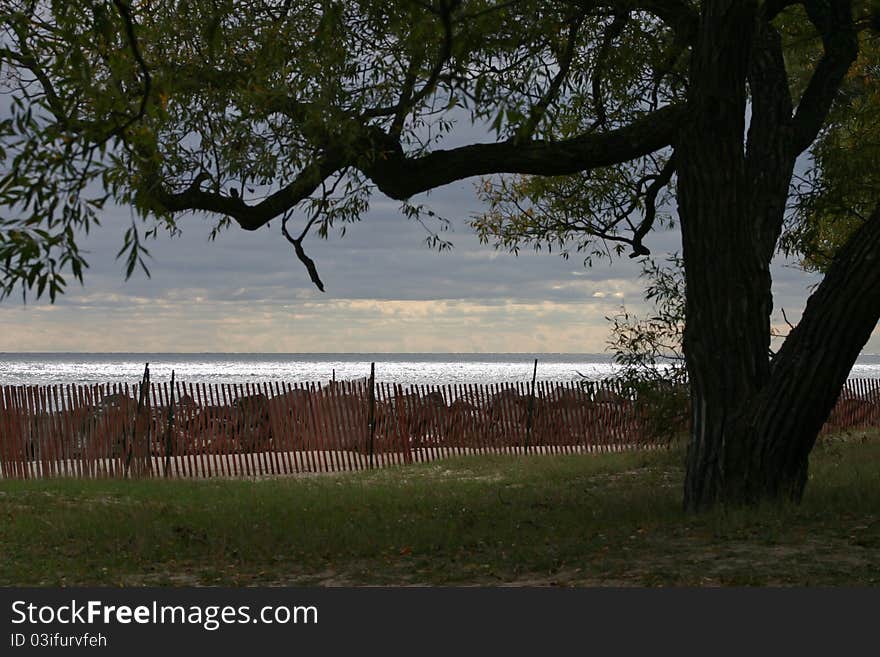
[790,0,858,155]
[630,156,675,258]
[746,17,797,257]
[612,0,697,41]
[591,10,628,131]
[366,104,686,200]
[149,157,342,231]
[109,0,151,137]
[393,0,458,130]
[281,213,325,292]
[516,13,585,141]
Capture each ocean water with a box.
[0,353,616,387]
[2,352,880,387]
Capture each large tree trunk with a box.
[676,0,772,510]
[676,0,862,510]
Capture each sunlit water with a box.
[2,352,879,387]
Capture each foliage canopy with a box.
[0,0,696,298]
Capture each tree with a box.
[1,1,878,509]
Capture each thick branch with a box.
[746,17,796,256]
[790,0,858,155]
[747,19,794,158]
[570,1,697,41]
[149,157,342,231]
[746,200,880,492]
[366,104,686,200]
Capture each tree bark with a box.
[733,203,880,502]
[675,0,772,510]
[675,0,861,511]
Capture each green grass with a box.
[1,433,879,586]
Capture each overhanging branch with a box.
[366,104,686,200]
[149,157,342,231]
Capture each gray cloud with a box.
[2,155,876,354]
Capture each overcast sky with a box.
[1,167,860,354]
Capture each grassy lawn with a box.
[1,433,879,586]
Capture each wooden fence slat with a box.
[327,380,343,472]
[448,384,464,459]
[0,388,8,479]
[42,385,62,477]
[205,383,224,478]
[0,388,11,479]
[327,381,345,473]
[254,381,273,477]
[15,386,28,479]
[212,383,231,478]
[448,384,463,456]
[308,383,323,474]
[29,387,45,478]
[260,381,279,477]
[467,383,485,456]
[358,379,373,470]
[193,383,209,478]
[84,385,101,478]
[284,382,304,474]
[471,382,486,456]
[42,386,59,477]
[568,380,588,454]
[69,385,83,478]
[311,383,329,474]
[7,385,23,479]
[471,382,492,457]
[486,382,502,456]
[21,386,33,479]
[151,382,164,477]
[300,382,316,472]
[156,382,172,478]
[275,381,295,475]
[380,382,399,467]
[268,381,287,476]
[388,383,406,465]
[297,384,314,473]
[31,387,45,478]
[497,382,516,456]
[366,379,383,470]
[74,385,89,479]
[335,380,353,473]
[354,379,372,471]
[342,380,362,472]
